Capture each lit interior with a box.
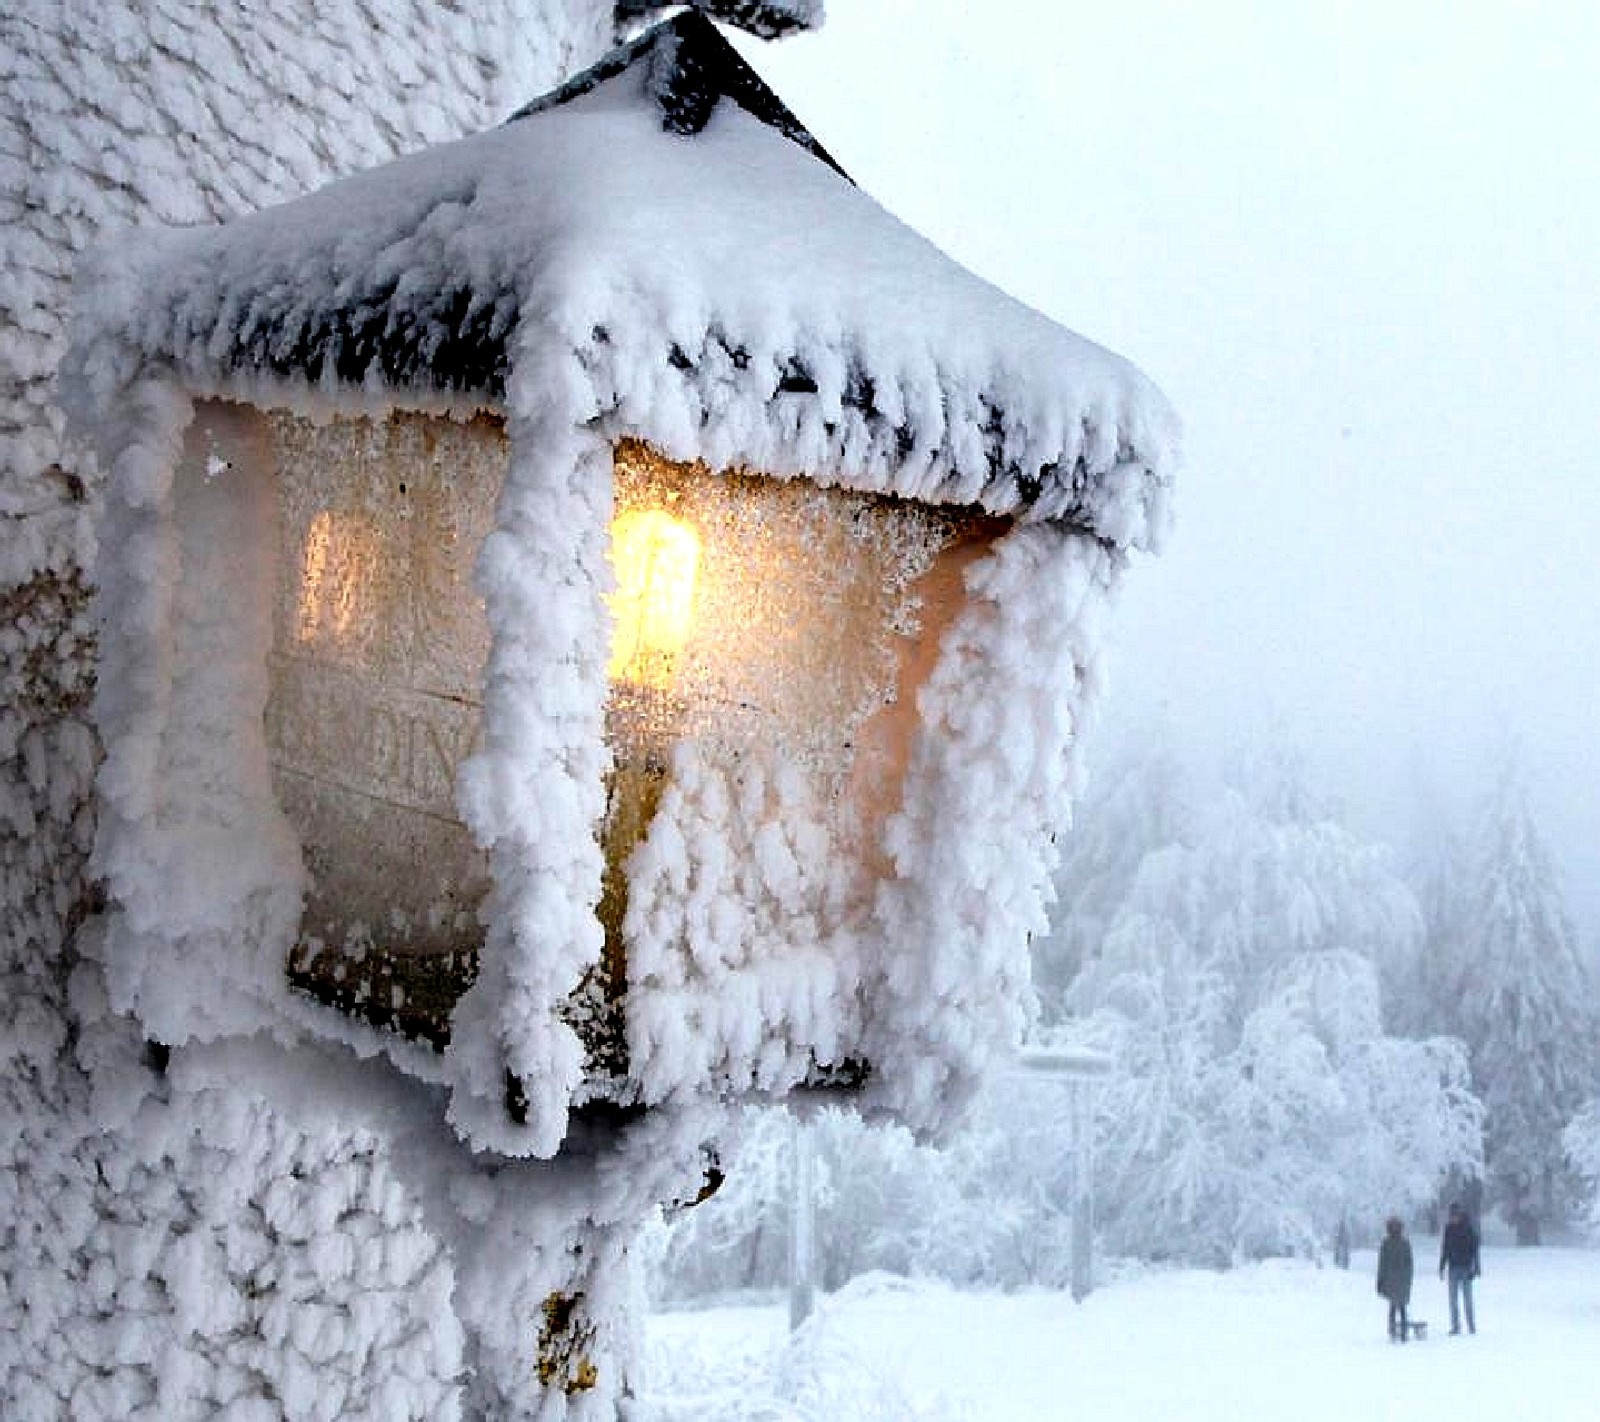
[606,507,701,690]
[262,416,1001,1068]
[295,508,380,646]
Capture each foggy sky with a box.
[735,0,1600,944]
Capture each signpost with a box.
[1018,1046,1113,1302]
[789,1114,817,1331]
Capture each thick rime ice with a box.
[624,738,862,1102]
[63,11,1178,1167]
[3,0,609,521]
[448,394,615,1156]
[152,1034,727,1422]
[861,529,1116,1136]
[623,530,1120,1137]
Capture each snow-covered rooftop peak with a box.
[519,9,849,179]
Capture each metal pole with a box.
[1016,1046,1109,1304]
[789,1115,815,1331]
[1070,1075,1094,1302]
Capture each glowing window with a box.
[295,509,381,647]
[607,508,701,690]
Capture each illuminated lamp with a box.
[63,10,1174,1411]
[250,411,1001,1098]
[64,10,1174,1169]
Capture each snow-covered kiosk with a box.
[65,12,1176,1160]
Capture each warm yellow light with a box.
[296,509,380,645]
[607,508,701,689]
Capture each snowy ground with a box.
[642,1241,1599,1421]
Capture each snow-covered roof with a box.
[68,12,1176,545]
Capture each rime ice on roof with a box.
[65,11,1180,1158]
[67,11,1175,543]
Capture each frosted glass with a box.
[262,417,1001,1052]
[265,411,499,965]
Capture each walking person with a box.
[1439,1201,1481,1335]
[1376,1216,1414,1342]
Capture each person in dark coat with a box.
[1376,1216,1415,1342]
[1439,1201,1481,1334]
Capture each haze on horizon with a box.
[737,0,1600,944]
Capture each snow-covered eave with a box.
[63,304,1173,550]
[62,67,1178,549]
[570,304,1175,543]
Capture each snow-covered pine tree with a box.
[1561,1099,1600,1229]
[1395,820,1470,1041]
[1438,753,1598,1243]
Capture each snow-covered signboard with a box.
[64,12,1177,1161]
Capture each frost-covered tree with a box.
[1427,756,1598,1243]
[1055,761,1480,1264]
[650,1087,1088,1300]
[1031,735,1194,1017]
[1561,1100,1600,1230]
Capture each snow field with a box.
[642,1243,1600,1421]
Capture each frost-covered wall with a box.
[1,3,612,1416]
